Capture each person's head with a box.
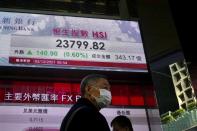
[111,115,133,131]
[80,74,111,109]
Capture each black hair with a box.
[111,115,133,131]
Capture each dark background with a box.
[168,0,197,94]
[168,0,196,64]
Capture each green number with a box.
[50,51,58,56]
[64,52,70,57]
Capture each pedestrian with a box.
[60,74,111,131]
[111,115,133,131]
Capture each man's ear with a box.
[85,85,92,93]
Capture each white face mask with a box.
[94,89,112,109]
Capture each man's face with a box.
[88,78,111,97]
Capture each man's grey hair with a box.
[80,74,107,96]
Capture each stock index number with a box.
[56,39,105,50]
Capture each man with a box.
[60,74,111,131]
[111,115,133,131]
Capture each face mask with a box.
[93,89,112,109]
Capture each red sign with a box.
[9,57,147,69]
[0,80,156,107]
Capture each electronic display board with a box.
[0,11,147,72]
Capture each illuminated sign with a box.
[0,11,147,72]
[4,92,81,103]
[0,105,153,131]
[0,80,157,107]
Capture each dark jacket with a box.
[60,98,110,131]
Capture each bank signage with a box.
[0,11,147,72]
[4,92,81,103]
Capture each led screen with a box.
[0,105,153,131]
[0,11,147,72]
